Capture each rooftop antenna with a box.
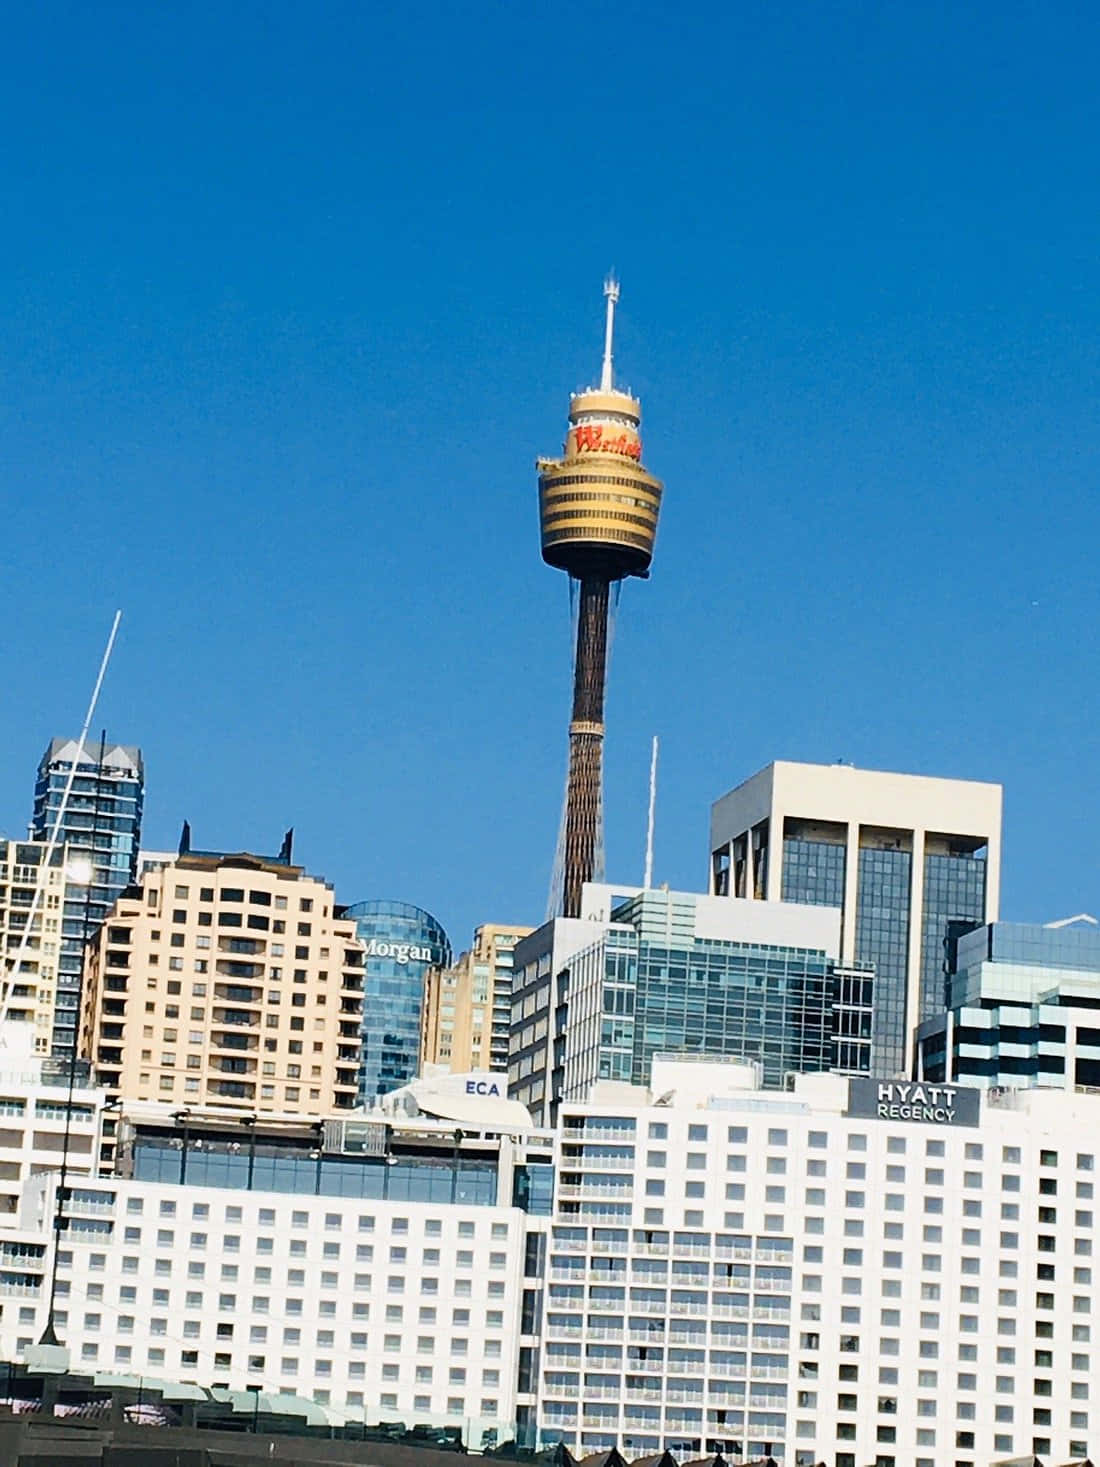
[600,274,619,392]
[644,735,658,889]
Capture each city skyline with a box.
[3,3,1099,951]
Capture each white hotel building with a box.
[0,1057,1096,1465]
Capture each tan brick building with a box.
[420,923,531,1074]
[80,839,363,1113]
[0,837,68,1051]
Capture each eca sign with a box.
[465,1079,502,1097]
[847,1077,980,1128]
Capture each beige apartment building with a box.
[0,838,68,1052]
[80,841,364,1114]
[421,923,532,1073]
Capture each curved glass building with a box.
[344,899,451,1102]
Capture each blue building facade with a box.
[345,899,451,1101]
[32,737,143,1056]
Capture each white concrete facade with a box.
[0,1025,104,1216]
[538,1060,1097,1465]
[709,761,1002,1073]
[4,1148,534,1447]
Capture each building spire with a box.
[600,275,620,391]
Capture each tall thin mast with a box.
[644,735,658,889]
[600,276,619,392]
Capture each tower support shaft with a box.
[563,575,610,917]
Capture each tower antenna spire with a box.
[644,734,659,889]
[600,274,619,391]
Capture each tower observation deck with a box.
[538,279,664,917]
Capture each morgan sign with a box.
[847,1077,981,1128]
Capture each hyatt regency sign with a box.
[847,1078,980,1128]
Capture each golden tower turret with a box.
[538,279,664,918]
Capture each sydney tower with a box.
[538,280,664,918]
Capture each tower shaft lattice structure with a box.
[538,280,663,917]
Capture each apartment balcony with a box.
[562,1152,634,1171]
[624,1387,662,1402]
[582,1387,622,1401]
[207,1079,255,1100]
[0,1280,42,1298]
[212,1009,259,1028]
[545,1384,580,1399]
[633,1242,669,1257]
[667,1329,706,1344]
[217,938,266,957]
[628,1329,665,1345]
[210,1057,256,1077]
[558,1183,632,1200]
[339,999,361,1015]
[96,1046,123,1066]
[214,983,262,1004]
[628,1299,668,1315]
[585,1326,623,1341]
[665,1388,704,1404]
[550,1269,586,1284]
[334,1068,359,1088]
[590,1238,628,1254]
[714,1245,753,1261]
[210,1031,258,1053]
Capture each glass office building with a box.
[346,899,451,1101]
[918,918,1100,1088]
[527,890,873,1103]
[710,761,1001,1077]
[31,737,143,1056]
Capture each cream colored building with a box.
[0,838,69,1052]
[0,1023,104,1215]
[421,923,532,1074]
[709,759,1002,1075]
[80,843,364,1114]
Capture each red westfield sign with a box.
[573,425,642,460]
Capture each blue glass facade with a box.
[781,836,846,908]
[918,850,987,1022]
[345,899,451,1101]
[855,846,911,1077]
[590,893,872,1088]
[32,738,143,1056]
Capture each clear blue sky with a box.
[2,2,1098,950]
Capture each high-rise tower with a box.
[538,280,663,917]
[31,737,143,1056]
